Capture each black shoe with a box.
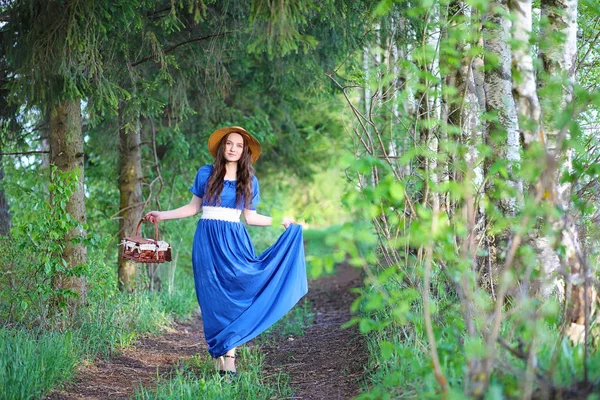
[218,370,237,378]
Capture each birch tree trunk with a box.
[510,0,542,146]
[539,0,593,343]
[482,0,522,296]
[483,0,521,216]
[510,1,562,296]
[117,103,144,292]
[540,0,577,156]
[49,99,87,304]
[389,12,400,162]
[441,3,488,395]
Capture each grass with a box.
[0,258,200,399]
[0,329,82,400]
[134,347,294,400]
[135,295,316,399]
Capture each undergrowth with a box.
[353,273,600,399]
[0,242,199,400]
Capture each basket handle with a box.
[135,218,160,242]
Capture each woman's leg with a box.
[215,356,225,371]
[224,348,236,372]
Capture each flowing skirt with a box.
[192,220,307,357]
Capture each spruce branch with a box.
[131,31,234,67]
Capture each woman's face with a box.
[223,132,245,162]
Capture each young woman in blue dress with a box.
[143,127,307,377]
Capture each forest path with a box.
[262,263,367,399]
[47,264,367,399]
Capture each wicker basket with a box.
[121,219,172,263]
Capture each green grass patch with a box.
[134,346,294,400]
[0,256,200,398]
[355,280,600,399]
[0,328,82,400]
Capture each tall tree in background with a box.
[117,103,143,291]
[3,0,138,304]
[0,155,9,236]
[47,99,87,300]
[483,0,521,277]
[0,79,14,236]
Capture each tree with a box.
[330,0,600,397]
[3,0,140,305]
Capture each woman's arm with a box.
[243,209,272,226]
[243,209,295,228]
[143,195,202,223]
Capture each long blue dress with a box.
[190,164,307,358]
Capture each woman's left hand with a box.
[282,217,295,229]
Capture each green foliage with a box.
[0,328,81,400]
[134,347,294,400]
[354,298,468,399]
[325,0,600,397]
[0,246,200,398]
[3,0,144,108]
[304,226,347,278]
[249,0,316,57]
[0,167,86,326]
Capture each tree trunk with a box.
[117,103,144,292]
[540,0,577,156]
[483,0,522,216]
[48,99,87,303]
[510,0,542,146]
[539,0,592,344]
[482,0,523,299]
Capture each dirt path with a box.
[48,264,367,399]
[262,263,367,399]
[47,319,207,399]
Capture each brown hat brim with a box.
[207,126,262,163]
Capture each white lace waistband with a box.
[200,206,241,222]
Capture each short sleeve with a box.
[249,175,260,210]
[190,165,213,198]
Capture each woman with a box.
[143,126,307,377]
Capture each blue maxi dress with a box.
[190,165,308,358]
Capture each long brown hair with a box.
[205,133,255,209]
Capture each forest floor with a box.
[47,263,367,400]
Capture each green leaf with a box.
[389,182,405,202]
[380,341,395,360]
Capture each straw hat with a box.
[207,126,262,163]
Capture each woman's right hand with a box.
[143,211,163,223]
[282,217,296,229]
